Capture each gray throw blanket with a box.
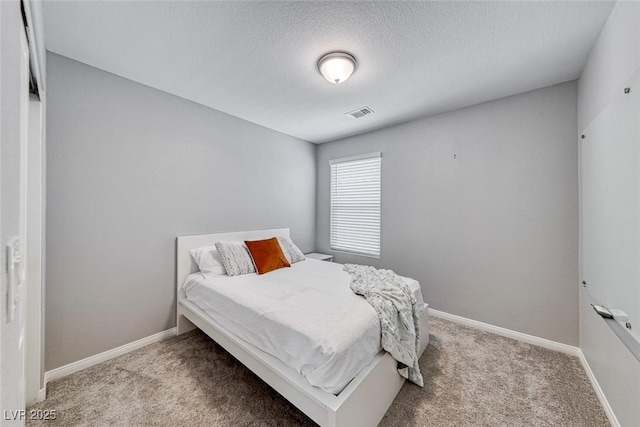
[344,264,424,387]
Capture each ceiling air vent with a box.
[345,106,374,119]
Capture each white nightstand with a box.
[305,252,334,262]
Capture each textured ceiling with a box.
[43,1,614,143]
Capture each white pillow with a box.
[189,246,226,277]
[277,235,306,264]
[215,241,257,277]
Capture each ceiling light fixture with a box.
[317,52,357,84]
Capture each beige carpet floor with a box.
[28,317,609,426]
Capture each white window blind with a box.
[330,152,381,257]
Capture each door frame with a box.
[25,95,44,405]
[21,0,47,405]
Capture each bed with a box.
[176,228,429,427]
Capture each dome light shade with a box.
[317,52,357,84]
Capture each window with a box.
[330,152,381,257]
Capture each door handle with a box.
[6,237,22,322]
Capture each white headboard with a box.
[176,228,290,300]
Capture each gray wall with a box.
[45,53,316,370]
[317,81,579,346]
[578,2,640,425]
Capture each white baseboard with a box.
[578,350,620,427]
[44,328,177,384]
[37,386,46,403]
[429,309,580,356]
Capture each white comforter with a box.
[183,258,425,394]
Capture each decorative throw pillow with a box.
[214,241,257,277]
[189,246,226,277]
[276,235,306,264]
[245,237,291,275]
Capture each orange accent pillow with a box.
[245,237,291,275]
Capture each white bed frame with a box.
[176,228,429,427]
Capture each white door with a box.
[1,17,31,425]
